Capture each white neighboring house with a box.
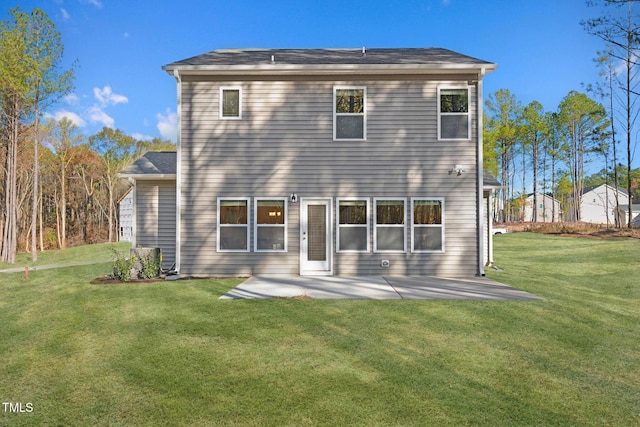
[118,188,134,242]
[579,184,630,226]
[632,205,640,227]
[523,192,561,222]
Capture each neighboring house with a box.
[574,184,630,226]
[118,187,134,242]
[523,192,561,223]
[120,151,177,270]
[632,204,640,227]
[123,48,497,277]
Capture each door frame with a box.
[299,198,333,276]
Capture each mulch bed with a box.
[90,276,166,284]
[500,222,640,239]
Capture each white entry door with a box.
[300,198,332,275]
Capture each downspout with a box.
[174,69,182,273]
[128,177,137,249]
[477,68,486,276]
[487,191,493,265]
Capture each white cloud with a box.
[44,110,87,127]
[60,8,70,20]
[81,0,103,8]
[613,52,639,77]
[64,93,80,105]
[157,109,177,142]
[131,133,153,142]
[123,32,130,38]
[94,86,128,107]
[89,105,114,128]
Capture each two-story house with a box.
[574,184,630,226]
[122,48,496,277]
[523,192,562,223]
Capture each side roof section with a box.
[119,151,177,179]
[483,172,501,189]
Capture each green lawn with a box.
[0,233,638,426]
[0,242,131,269]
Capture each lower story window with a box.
[217,198,249,251]
[412,198,444,252]
[374,198,406,252]
[337,199,369,252]
[255,198,287,251]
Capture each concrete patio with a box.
[220,275,542,300]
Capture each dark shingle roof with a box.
[120,151,176,176]
[483,172,501,188]
[164,47,495,70]
[583,184,629,196]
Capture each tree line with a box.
[0,7,174,263]
[484,0,639,227]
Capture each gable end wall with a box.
[179,74,480,276]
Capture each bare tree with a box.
[557,91,608,222]
[42,118,83,248]
[485,89,522,222]
[583,0,640,227]
[89,128,136,242]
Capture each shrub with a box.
[138,250,161,279]
[111,249,136,282]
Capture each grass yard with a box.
[0,242,131,269]
[0,233,638,426]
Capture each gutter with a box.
[162,63,497,77]
[117,174,177,180]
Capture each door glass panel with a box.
[308,205,326,261]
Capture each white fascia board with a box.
[163,63,497,77]
[483,183,502,190]
[117,174,177,180]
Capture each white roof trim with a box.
[164,63,497,76]
[117,173,176,180]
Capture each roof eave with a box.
[162,63,497,76]
[483,183,502,189]
[118,173,177,180]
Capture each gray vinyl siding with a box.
[179,75,480,276]
[136,180,176,270]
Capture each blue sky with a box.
[4,0,608,147]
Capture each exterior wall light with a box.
[449,165,466,176]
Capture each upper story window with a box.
[334,87,366,140]
[438,87,470,140]
[220,87,242,119]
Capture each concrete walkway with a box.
[220,275,542,300]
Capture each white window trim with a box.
[373,197,407,253]
[336,198,370,253]
[411,197,445,253]
[437,86,470,141]
[254,197,288,252]
[217,197,250,252]
[333,86,367,141]
[219,86,242,120]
